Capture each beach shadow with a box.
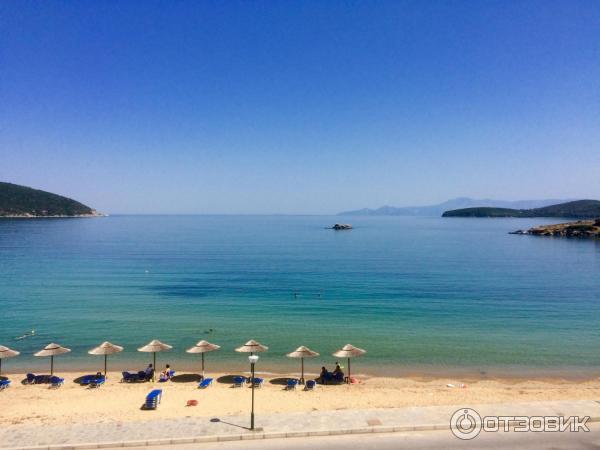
[216,375,245,385]
[171,374,202,383]
[269,377,294,386]
[209,417,250,431]
[20,375,51,385]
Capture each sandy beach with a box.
[2,371,599,426]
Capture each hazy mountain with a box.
[442,200,600,219]
[338,197,576,216]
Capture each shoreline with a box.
[4,361,600,382]
[3,365,600,383]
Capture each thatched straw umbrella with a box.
[332,344,366,383]
[235,339,268,356]
[0,346,20,377]
[138,340,172,381]
[88,341,124,376]
[186,340,220,380]
[34,343,71,375]
[286,346,319,384]
[236,340,268,383]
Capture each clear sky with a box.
[1,1,599,214]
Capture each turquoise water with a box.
[1,215,599,378]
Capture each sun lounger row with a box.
[232,376,264,388]
[81,374,106,388]
[13,374,323,391]
[24,373,64,387]
[122,371,153,383]
[286,379,316,390]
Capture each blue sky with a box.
[1,1,599,214]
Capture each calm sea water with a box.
[1,215,599,378]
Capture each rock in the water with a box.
[331,223,353,230]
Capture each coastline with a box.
[7,353,600,384]
[0,213,107,218]
[5,363,600,382]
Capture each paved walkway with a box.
[114,428,600,450]
[3,400,599,449]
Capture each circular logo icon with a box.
[450,408,482,440]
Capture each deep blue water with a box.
[1,215,599,377]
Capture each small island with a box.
[442,200,600,219]
[0,182,103,218]
[330,223,353,230]
[510,219,600,238]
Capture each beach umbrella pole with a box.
[202,353,205,380]
[347,357,350,384]
[300,358,304,384]
[104,354,108,376]
[153,352,156,381]
[51,355,54,376]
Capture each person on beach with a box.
[333,362,344,381]
[317,366,329,384]
[144,364,154,380]
[159,364,173,381]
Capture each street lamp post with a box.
[248,354,259,430]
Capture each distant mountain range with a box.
[0,182,101,217]
[442,200,600,219]
[337,197,576,216]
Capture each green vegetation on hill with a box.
[442,200,600,219]
[0,182,98,217]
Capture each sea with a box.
[1,215,599,378]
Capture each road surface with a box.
[108,425,600,450]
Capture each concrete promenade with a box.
[3,400,599,450]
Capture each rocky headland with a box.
[510,219,600,238]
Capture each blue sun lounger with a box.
[305,380,316,391]
[81,374,100,385]
[26,373,49,384]
[49,376,64,388]
[198,378,213,389]
[233,376,245,388]
[286,379,298,390]
[0,379,11,390]
[145,389,162,409]
[90,376,105,388]
[252,377,264,388]
[122,371,140,382]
